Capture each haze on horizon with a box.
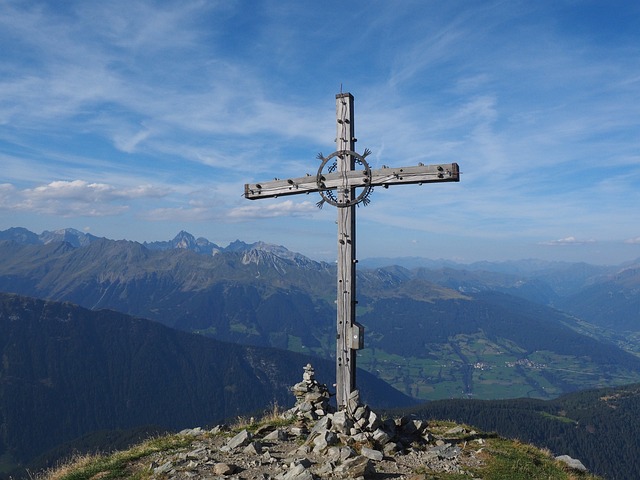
[1,1,639,265]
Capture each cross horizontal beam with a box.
[244,162,460,200]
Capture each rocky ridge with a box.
[130,365,589,480]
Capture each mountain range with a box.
[2,227,640,478]
[1,227,639,402]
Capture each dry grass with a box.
[36,435,193,480]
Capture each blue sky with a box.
[1,1,639,264]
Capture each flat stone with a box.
[372,428,391,446]
[264,428,288,441]
[445,425,466,436]
[332,411,352,434]
[556,455,587,472]
[243,441,263,455]
[334,455,375,478]
[361,446,384,462]
[327,445,356,463]
[367,410,382,430]
[353,406,368,420]
[354,418,368,430]
[186,446,208,460]
[224,429,253,450]
[209,424,227,435]
[313,430,338,452]
[310,415,331,434]
[213,462,236,475]
[153,461,173,474]
[292,381,309,392]
[383,442,401,456]
[261,451,275,464]
[316,461,335,476]
[351,432,369,443]
[277,463,314,480]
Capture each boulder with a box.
[556,455,588,472]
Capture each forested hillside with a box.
[0,293,411,478]
[401,383,640,479]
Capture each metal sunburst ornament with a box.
[315,149,374,208]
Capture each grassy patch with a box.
[229,402,295,433]
[479,438,598,480]
[38,435,193,480]
[540,412,578,424]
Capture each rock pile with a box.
[287,363,334,421]
[135,364,589,480]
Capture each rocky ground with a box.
[125,364,588,480]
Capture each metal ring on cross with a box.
[316,150,373,207]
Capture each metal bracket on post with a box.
[350,322,364,350]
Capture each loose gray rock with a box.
[277,461,314,480]
[213,462,237,475]
[179,426,203,436]
[372,427,391,446]
[556,455,588,472]
[361,446,384,462]
[334,455,375,478]
[152,460,173,474]
[243,441,263,455]
[223,429,253,451]
[264,428,288,442]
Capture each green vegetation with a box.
[38,417,600,480]
[357,331,640,401]
[539,412,577,424]
[40,435,192,480]
[399,383,640,480]
[479,438,595,480]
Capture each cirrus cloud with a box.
[0,180,171,217]
[228,200,317,221]
[539,236,597,246]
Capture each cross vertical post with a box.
[243,92,460,412]
[335,93,358,410]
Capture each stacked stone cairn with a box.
[287,363,334,422]
[278,364,446,479]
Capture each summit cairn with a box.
[288,364,334,421]
[278,364,459,478]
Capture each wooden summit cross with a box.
[244,93,460,410]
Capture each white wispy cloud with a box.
[539,237,597,247]
[0,180,170,217]
[228,200,317,221]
